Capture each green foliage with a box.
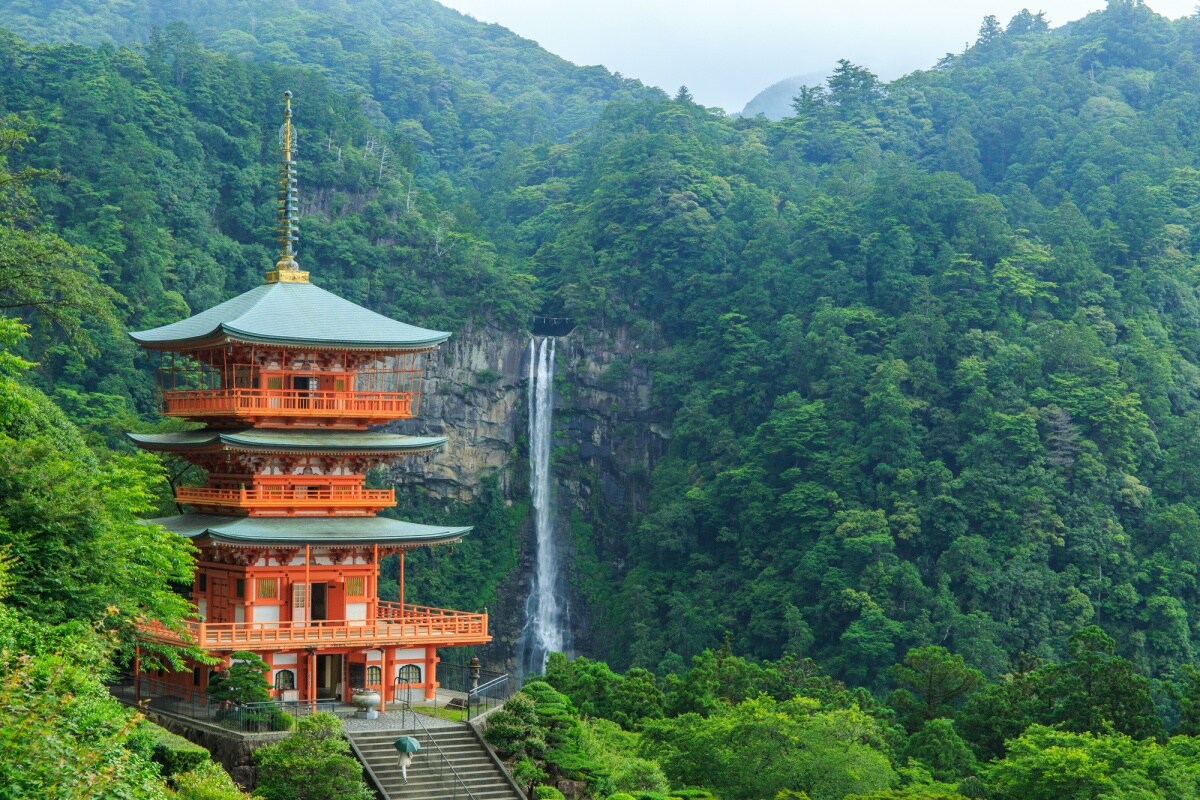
[982,725,1200,800]
[901,719,977,782]
[147,722,210,777]
[0,321,195,665]
[0,566,170,799]
[207,651,271,704]
[485,690,545,760]
[641,695,896,800]
[253,712,373,800]
[957,627,1163,760]
[888,647,985,732]
[581,718,671,796]
[545,653,666,729]
[535,787,566,800]
[172,761,253,800]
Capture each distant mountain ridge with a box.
[740,70,829,119]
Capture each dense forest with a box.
[8,0,1200,796]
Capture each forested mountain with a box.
[14,0,1200,796]
[5,0,1200,705]
[0,0,653,156]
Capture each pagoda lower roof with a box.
[129,281,450,352]
[151,513,470,547]
[127,429,446,456]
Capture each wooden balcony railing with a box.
[161,388,415,420]
[176,485,396,514]
[138,603,489,652]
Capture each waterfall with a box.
[517,336,568,675]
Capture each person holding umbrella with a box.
[393,736,420,784]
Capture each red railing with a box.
[176,485,396,512]
[161,388,415,419]
[138,603,489,651]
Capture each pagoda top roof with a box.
[129,282,451,352]
[151,513,470,547]
[127,429,446,456]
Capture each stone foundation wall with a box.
[143,709,289,790]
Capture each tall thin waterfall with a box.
[518,336,568,675]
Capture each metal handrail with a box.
[471,675,509,695]
[398,699,478,800]
[467,674,510,721]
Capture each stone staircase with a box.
[348,725,523,800]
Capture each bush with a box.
[535,787,566,800]
[146,723,211,777]
[254,712,373,800]
[610,757,670,795]
[485,691,542,758]
[172,761,252,799]
[207,651,272,704]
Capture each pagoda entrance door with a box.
[316,654,344,700]
[292,375,315,408]
[311,583,328,622]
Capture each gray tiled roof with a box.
[151,514,470,546]
[130,282,450,350]
[127,429,447,455]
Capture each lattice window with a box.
[346,576,366,597]
[292,582,306,609]
[235,578,245,598]
[367,666,382,685]
[257,578,278,599]
[397,664,422,685]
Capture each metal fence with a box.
[110,673,336,733]
[436,661,514,720]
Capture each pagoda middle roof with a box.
[127,429,447,455]
[129,281,450,351]
[151,513,470,547]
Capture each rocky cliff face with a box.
[388,325,528,503]
[383,324,668,665]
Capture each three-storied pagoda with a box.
[129,93,488,707]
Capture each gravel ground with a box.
[340,708,464,732]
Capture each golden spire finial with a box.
[266,90,309,284]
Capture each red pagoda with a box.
[129,93,488,708]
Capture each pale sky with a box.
[438,1,1198,112]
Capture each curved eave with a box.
[126,431,447,456]
[149,513,471,548]
[128,325,450,353]
[127,282,452,352]
[204,529,468,548]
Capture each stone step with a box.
[347,726,522,800]
[358,746,493,760]
[355,732,476,743]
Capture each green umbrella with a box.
[393,736,420,754]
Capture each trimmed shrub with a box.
[173,761,252,799]
[146,723,211,777]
